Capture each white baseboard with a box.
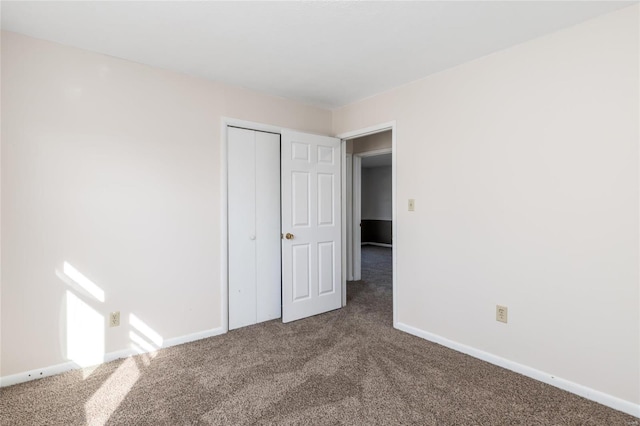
[163,327,225,347]
[361,242,392,248]
[0,326,225,388]
[0,361,79,387]
[394,322,640,418]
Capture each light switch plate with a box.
[408,199,415,211]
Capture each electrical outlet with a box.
[109,311,120,327]
[496,305,508,323]
[408,199,415,211]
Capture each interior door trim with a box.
[335,121,397,325]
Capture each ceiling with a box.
[1,1,635,109]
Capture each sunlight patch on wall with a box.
[129,314,164,359]
[129,314,163,347]
[66,290,104,369]
[63,262,105,302]
[84,357,140,425]
[129,332,159,358]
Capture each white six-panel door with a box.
[281,130,342,323]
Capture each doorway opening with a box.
[339,125,396,325]
[357,148,393,300]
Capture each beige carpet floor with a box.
[1,246,637,425]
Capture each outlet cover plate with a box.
[496,305,508,323]
[109,311,120,327]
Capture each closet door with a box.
[228,127,258,330]
[255,131,281,323]
[228,127,281,330]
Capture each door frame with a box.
[221,117,285,333]
[336,122,397,325]
[345,152,353,281]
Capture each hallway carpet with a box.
[1,246,636,425]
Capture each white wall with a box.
[335,5,640,407]
[362,166,392,221]
[0,31,332,377]
[2,6,639,411]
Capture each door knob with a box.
[285,233,294,240]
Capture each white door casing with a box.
[336,121,396,327]
[345,153,353,281]
[281,130,342,323]
[352,155,362,281]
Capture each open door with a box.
[281,130,342,322]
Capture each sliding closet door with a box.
[255,131,281,323]
[228,128,257,330]
[228,127,281,330]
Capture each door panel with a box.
[318,174,334,226]
[292,172,310,226]
[318,242,335,295]
[228,127,257,330]
[282,130,342,323]
[318,146,334,164]
[292,142,310,162]
[255,131,282,323]
[292,244,311,300]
